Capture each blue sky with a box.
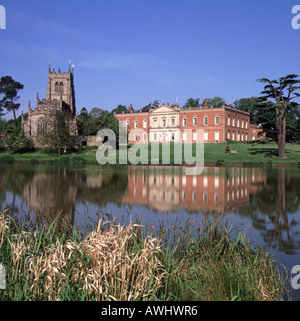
[1,0,300,117]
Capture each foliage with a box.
[257,74,300,158]
[77,106,125,146]
[184,98,201,107]
[0,76,24,126]
[76,107,89,136]
[233,97,259,123]
[0,213,287,301]
[38,110,75,155]
[216,159,225,166]
[5,127,34,153]
[203,96,225,107]
[295,117,300,143]
[111,104,128,114]
[0,155,14,163]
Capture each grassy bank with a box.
[0,211,288,301]
[0,142,300,167]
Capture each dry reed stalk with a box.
[2,217,165,301]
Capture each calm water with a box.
[1,164,300,298]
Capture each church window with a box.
[37,119,47,136]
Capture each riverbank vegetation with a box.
[0,210,288,301]
[1,142,300,166]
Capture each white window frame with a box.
[204,116,208,126]
[215,131,220,141]
[204,131,208,141]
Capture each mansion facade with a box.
[115,100,263,144]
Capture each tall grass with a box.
[0,210,288,301]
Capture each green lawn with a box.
[0,143,300,166]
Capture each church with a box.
[22,62,77,147]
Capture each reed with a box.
[0,210,289,301]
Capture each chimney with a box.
[204,99,209,108]
[129,104,134,113]
[167,103,169,107]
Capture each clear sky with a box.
[1,0,300,117]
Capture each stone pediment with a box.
[150,106,178,114]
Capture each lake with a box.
[1,164,300,299]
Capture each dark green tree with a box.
[184,98,200,108]
[0,76,24,126]
[295,117,300,143]
[77,107,90,136]
[111,104,128,114]
[257,75,300,158]
[5,127,34,153]
[203,97,225,107]
[39,110,75,154]
[233,97,259,123]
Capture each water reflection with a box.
[124,167,266,215]
[0,165,300,262]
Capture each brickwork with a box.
[115,102,259,144]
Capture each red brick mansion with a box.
[115,100,264,144]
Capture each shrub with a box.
[29,158,39,165]
[57,156,71,164]
[70,157,85,164]
[0,156,14,164]
[216,159,225,167]
[5,128,34,154]
[45,160,54,165]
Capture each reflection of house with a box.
[122,167,266,214]
[115,101,264,144]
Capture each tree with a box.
[295,117,300,143]
[233,97,259,123]
[77,107,90,135]
[141,100,161,112]
[202,97,225,107]
[255,101,277,140]
[39,110,75,154]
[184,98,200,108]
[111,104,128,114]
[0,76,24,126]
[5,127,33,153]
[257,75,300,158]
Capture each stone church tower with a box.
[22,62,77,146]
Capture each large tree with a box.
[257,75,300,158]
[203,96,225,107]
[233,97,259,123]
[0,76,24,126]
[39,110,75,154]
[184,98,201,108]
